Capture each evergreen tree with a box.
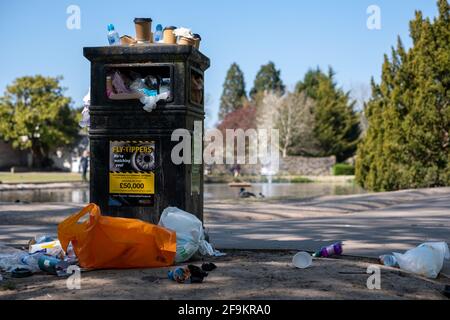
[356,0,450,191]
[296,67,361,161]
[250,61,285,99]
[219,63,247,120]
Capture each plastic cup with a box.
[292,252,312,269]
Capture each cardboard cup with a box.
[178,36,195,46]
[134,18,152,43]
[193,34,201,49]
[163,27,177,44]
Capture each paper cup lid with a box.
[292,252,312,269]
[134,18,152,23]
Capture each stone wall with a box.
[0,141,29,170]
[208,156,336,176]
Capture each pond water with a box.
[0,182,365,203]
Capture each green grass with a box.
[205,174,313,184]
[332,163,355,176]
[0,172,83,184]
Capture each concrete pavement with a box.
[0,187,449,273]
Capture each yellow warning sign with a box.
[109,172,154,195]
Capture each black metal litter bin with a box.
[84,45,210,223]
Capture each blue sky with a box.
[0,0,439,126]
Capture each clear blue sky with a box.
[0,0,439,127]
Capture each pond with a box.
[0,182,365,203]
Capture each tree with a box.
[0,75,79,168]
[296,67,361,161]
[356,0,450,191]
[217,101,257,165]
[250,61,285,99]
[219,63,247,120]
[217,102,257,133]
[277,91,320,157]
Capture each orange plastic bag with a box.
[58,203,176,269]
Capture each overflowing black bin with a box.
[83,45,210,223]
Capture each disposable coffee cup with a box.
[292,252,312,269]
[134,18,152,43]
[193,34,201,49]
[163,26,177,44]
[178,36,195,46]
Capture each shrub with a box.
[333,163,355,176]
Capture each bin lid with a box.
[83,45,210,71]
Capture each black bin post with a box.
[84,45,210,223]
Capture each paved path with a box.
[1,187,449,273]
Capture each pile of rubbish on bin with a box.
[107,18,202,49]
[78,16,205,128]
[0,204,224,284]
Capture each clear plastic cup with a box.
[292,251,313,269]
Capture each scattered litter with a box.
[379,254,399,268]
[201,262,217,272]
[168,263,216,284]
[159,207,226,263]
[187,264,208,283]
[168,266,191,283]
[292,252,312,269]
[0,244,30,273]
[29,240,63,258]
[11,267,33,278]
[392,242,449,279]
[313,242,343,258]
[58,203,176,269]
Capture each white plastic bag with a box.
[158,207,225,263]
[79,88,91,128]
[159,207,203,263]
[393,242,450,279]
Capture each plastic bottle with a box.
[107,24,120,46]
[313,242,343,257]
[168,267,191,283]
[154,24,163,42]
[379,254,398,267]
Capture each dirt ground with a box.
[1,250,448,300]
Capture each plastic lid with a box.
[134,18,152,23]
[107,24,115,31]
[164,26,177,31]
[193,33,202,40]
[156,24,163,31]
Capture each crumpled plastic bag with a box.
[173,27,194,39]
[0,244,37,273]
[112,71,131,94]
[141,92,169,112]
[393,242,450,279]
[158,207,225,263]
[79,88,91,128]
